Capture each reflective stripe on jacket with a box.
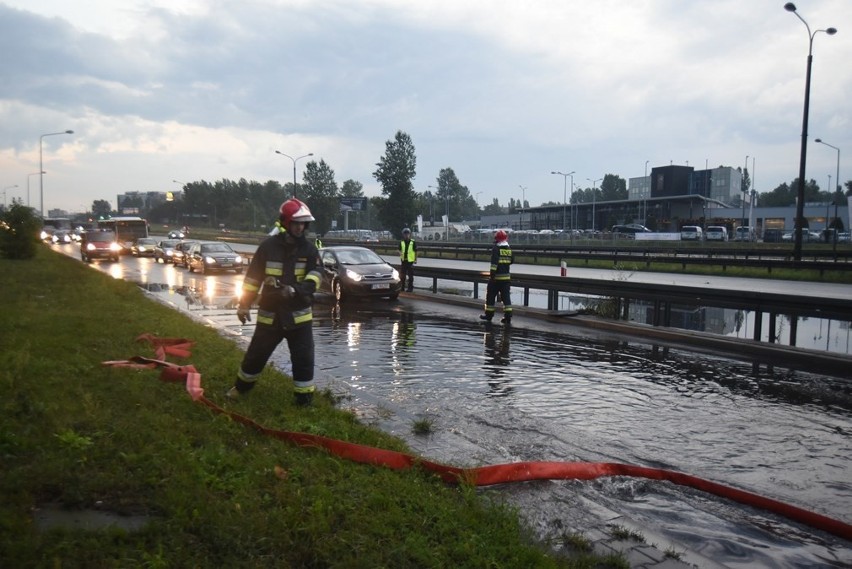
[489,243,513,281]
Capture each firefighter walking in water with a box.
[480,229,513,324]
[228,198,323,406]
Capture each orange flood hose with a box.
[102,335,852,542]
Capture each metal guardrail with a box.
[360,241,852,277]
[409,264,852,349]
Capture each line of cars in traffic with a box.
[130,237,245,274]
[132,238,403,301]
[53,229,404,302]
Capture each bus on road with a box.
[97,216,149,253]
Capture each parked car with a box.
[154,239,183,263]
[131,237,159,257]
[781,228,819,243]
[734,226,755,242]
[80,231,121,263]
[705,226,729,242]
[680,226,703,241]
[762,228,784,243]
[173,240,199,268]
[611,224,651,238]
[838,232,851,243]
[186,241,244,274]
[318,246,400,301]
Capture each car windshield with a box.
[201,244,233,253]
[161,240,181,248]
[87,232,116,242]
[337,249,383,265]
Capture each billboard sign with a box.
[340,197,368,212]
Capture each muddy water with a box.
[303,300,852,569]
[139,279,852,568]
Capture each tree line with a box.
[87,130,852,239]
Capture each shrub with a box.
[0,203,41,260]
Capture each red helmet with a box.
[494,229,508,242]
[279,198,315,227]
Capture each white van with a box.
[705,226,729,242]
[735,226,755,242]
[680,225,703,241]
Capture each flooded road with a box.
[58,243,852,568]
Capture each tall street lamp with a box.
[39,130,74,218]
[784,2,837,260]
[518,185,527,230]
[27,171,44,208]
[742,155,749,228]
[275,151,314,199]
[2,185,18,209]
[815,138,841,248]
[551,170,574,232]
[588,178,602,231]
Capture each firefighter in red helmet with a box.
[480,229,513,324]
[227,198,323,406]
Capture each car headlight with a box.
[109,243,121,252]
[234,255,243,264]
[391,269,400,280]
[40,231,49,240]
[204,256,217,264]
[345,269,362,281]
[86,243,96,251]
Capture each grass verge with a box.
[0,248,611,568]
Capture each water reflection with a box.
[134,282,852,567]
[482,323,513,397]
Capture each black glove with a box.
[293,280,316,298]
[237,307,251,324]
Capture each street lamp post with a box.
[815,138,841,249]
[27,171,44,208]
[518,185,527,230]
[274,151,314,199]
[784,2,837,260]
[742,155,749,228]
[551,170,574,232]
[2,185,18,209]
[588,178,602,231]
[39,130,74,218]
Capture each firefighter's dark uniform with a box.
[482,240,513,322]
[233,230,322,404]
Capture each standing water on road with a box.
[140,279,851,568]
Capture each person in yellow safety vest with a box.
[480,229,513,325]
[315,236,324,250]
[268,219,284,236]
[399,227,417,292]
[228,198,323,406]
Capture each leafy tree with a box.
[340,179,364,197]
[373,130,417,238]
[432,167,479,221]
[600,174,627,201]
[91,200,111,218]
[301,160,340,234]
[481,198,504,216]
[0,201,41,259]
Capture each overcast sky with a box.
[1,0,850,216]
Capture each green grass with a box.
[0,247,620,568]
